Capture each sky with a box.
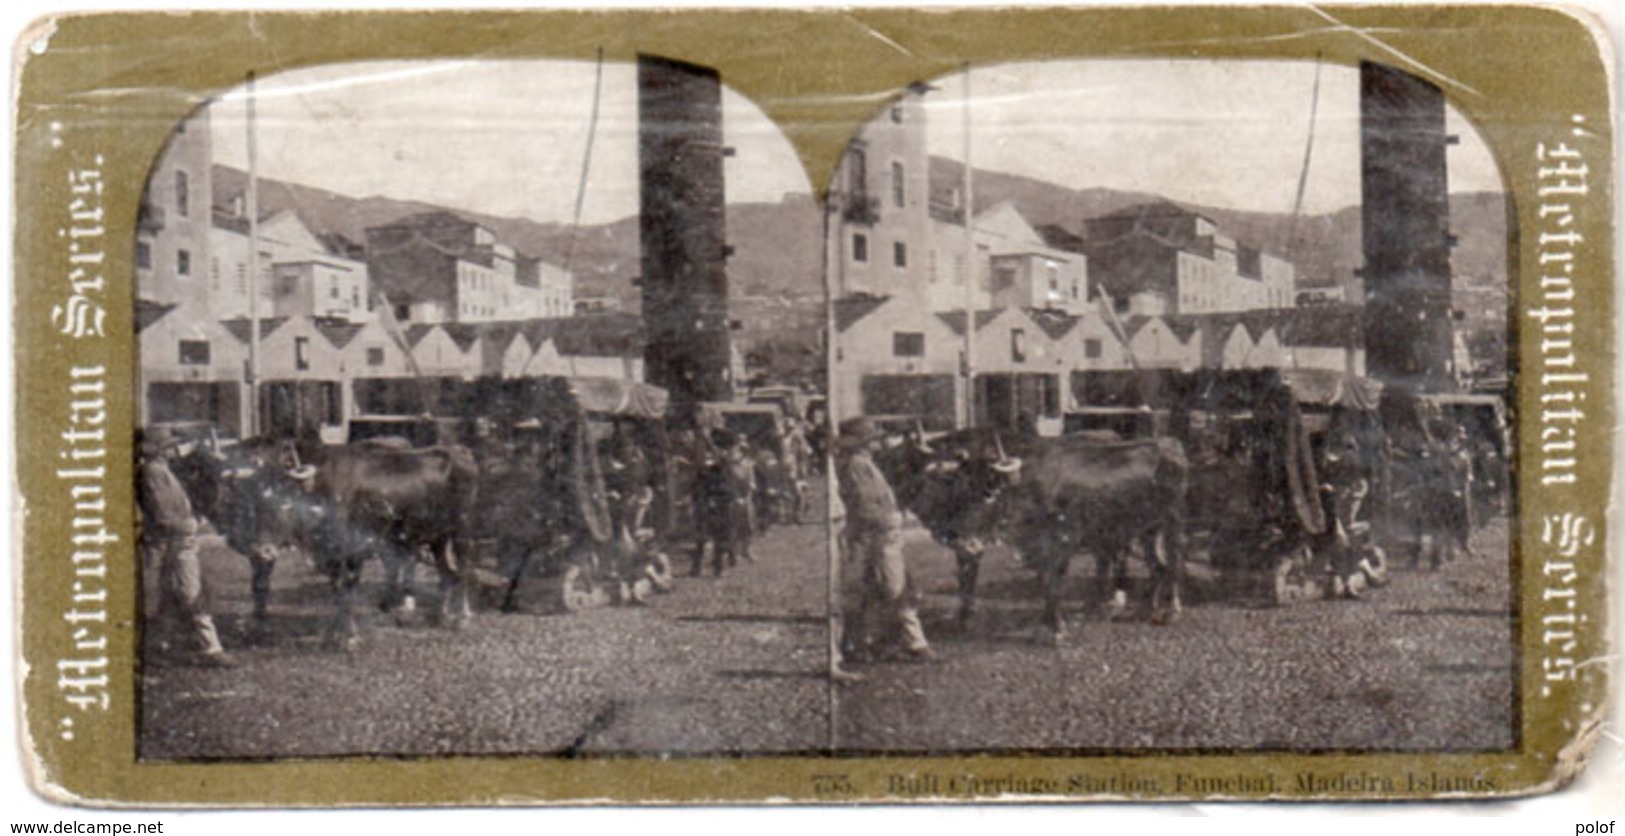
[916,60,1504,216]
[208,60,814,225]
[207,59,1505,228]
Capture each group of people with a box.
[136,404,934,678]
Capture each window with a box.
[893,331,925,357]
[848,147,867,198]
[295,337,310,371]
[178,340,209,365]
[1011,328,1026,362]
[174,170,189,217]
[891,161,905,208]
[176,249,191,276]
[1114,296,1130,315]
[852,232,868,263]
[395,303,410,321]
[331,283,341,299]
[366,347,385,367]
[1084,338,1102,359]
[136,241,151,270]
[893,241,908,268]
[210,257,220,292]
[890,104,904,124]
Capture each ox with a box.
[879,428,1188,641]
[876,429,1011,625]
[171,437,318,632]
[307,442,481,647]
[1010,435,1189,637]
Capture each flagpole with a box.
[960,62,976,430]
[822,182,845,722]
[246,69,262,437]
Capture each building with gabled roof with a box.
[1123,315,1201,371]
[365,211,572,324]
[929,201,1090,316]
[211,209,371,323]
[1083,201,1294,316]
[402,323,481,379]
[833,294,965,430]
[220,315,348,439]
[138,298,247,436]
[474,322,536,379]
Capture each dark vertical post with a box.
[638,54,732,407]
[1360,61,1456,393]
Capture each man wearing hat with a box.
[137,426,235,668]
[835,417,934,664]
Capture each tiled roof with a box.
[934,309,1003,337]
[222,317,291,343]
[312,319,365,349]
[833,295,889,332]
[135,299,177,334]
[1025,308,1080,340]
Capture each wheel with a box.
[1360,545,1390,587]
[1269,545,1315,606]
[559,565,600,612]
[644,551,674,593]
[1270,557,1298,606]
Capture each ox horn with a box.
[991,431,1022,475]
[913,419,933,452]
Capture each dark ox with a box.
[171,438,317,630]
[308,442,480,647]
[879,429,1189,641]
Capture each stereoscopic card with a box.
[10,5,1614,805]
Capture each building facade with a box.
[831,83,935,306]
[211,210,370,323]
[136,110,212,311]
[1084,202,1294,316]
[366,211,571,325]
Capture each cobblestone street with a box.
[140,495,1513,759]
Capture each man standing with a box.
[720,430,758,565]
[835,417,933,664]
[690,429,733,577]
[138,427,235,668]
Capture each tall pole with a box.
[246,70,261,437]
[822,188,843,730]
[960,63,976,429]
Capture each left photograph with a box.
[133,57,831,759]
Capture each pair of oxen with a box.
[172,436,513,650]
[874,428,1190,643]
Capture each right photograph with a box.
[824,59,1514,754]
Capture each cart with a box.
[476,376,679,612]
[1172,369,1388,605]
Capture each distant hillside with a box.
[212,166,823,310]
[218,161,1506,309]
[928,156,1508,292]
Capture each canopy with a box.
[1279,369,1382,411]
[564,377,669,419]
